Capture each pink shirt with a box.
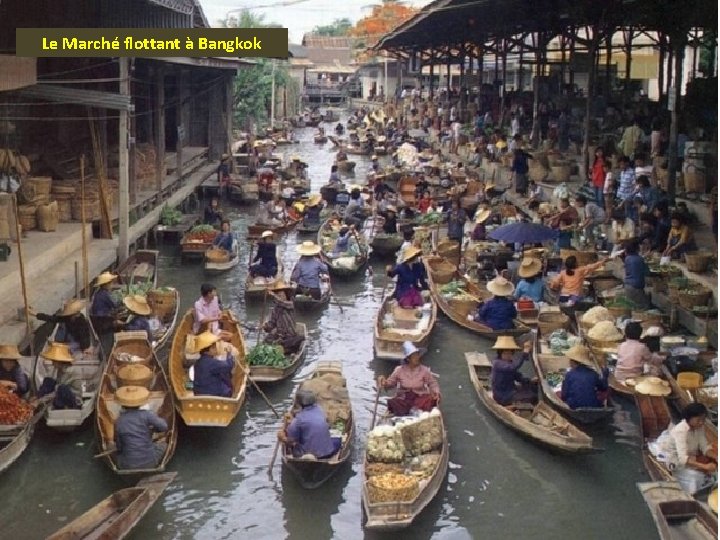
[193,296,221,334]
[386,364,439,396]
[614,339,663,381]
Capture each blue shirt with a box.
[491,353,530,406]
[0,364,29,396]
[514,279,544,303]
[561,365,608,409]
[193,353,234,397]
[388,262,428,300]
[291,257,328,289]
[624,254,647,289]
[213,231,234,251]
[617,168,636,201]
[91,288,117,317]
[445,209,467,240]
[477,297,517,330]
[114,409,168,470]
[126,316,152,342]
[287,404,335,458]
[254,242,277,267]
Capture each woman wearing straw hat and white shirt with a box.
[192,331,237,398]
[35,298,93,354]
[291,242,329,300]
[473,277,517,331]
[653,402,717,494]
[0,344,29,396]
[114,385,168,471]
[514,258,544,303]
[490,336,535,407]
[378,342,440,416]
[386,246,428,309]
[561,344,609,409]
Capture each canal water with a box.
[0,115,659,539]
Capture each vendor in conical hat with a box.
[114,385,168,471]
[514,258,544,303]
[560,344,609,409]
[263,279,304,354]
[0,344,29,396]
[471,207,492,242]
[291,242,328,300]
[34,298,93,354]
[378,341,440,416]
[472,277,517,331]
[191,331,236,398]
[37,342,82,410]
[120,295,154,343]
[386,246,428,309]
[490,336,534,407]
[91,272,119,319]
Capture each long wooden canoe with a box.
[168,309,247,427]
[466,352,596,453]
[35,308,104,431]
[374,287,436,361]
[204,239,241,274]
[247,219,299,240]
[638,481,718,540]
[293,281,332,312]
[318,220,370,277]
[282,361,354,488]
[249,323,308,383]
[245,262,285,299]
[362,410,449,530]
[46,472,177,540]
[532,334,614,424]
[635,390,675,482]
[96,332,177,475]
[660,365,718,442]
[425,256,530,339]
[115,249,159,289]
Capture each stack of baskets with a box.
[117,364,154,388]
[537,309,569,335]
[449,296,478,318]
[684,251,713,274]
[113,340,153,368]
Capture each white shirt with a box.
[451,122,461,137]
[401,89,408,98]
[604,171,614,194]
[658,420,709,468]
[511,118,520,136]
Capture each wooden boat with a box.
[532,335,614,424]
[660,365,718,441]
[282,361,354,488]
[425,256,530,339]
[366,216,404,258]
[180,230,218,260]
[342,145,371,156]
[115,249,158,289]
[204,239,240,274]
[608,372,637,397]
[466,352,597,453]
[313,134,328,144]
[249,323,308,383]
[336,160,356,173]
[362,410,449,530]
[293,284,331,312]
[635,390,675,481]
[374,287,436,361]
[96,332,177,474]
[638,481,718,540]
[318,220,370,277]
[247,219,299,240]
[35,308,104,430]
[245,262,285,299]
[168,309,247,427]
[46,472,177,540]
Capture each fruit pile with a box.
[0,387,33,425]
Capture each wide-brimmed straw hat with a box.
[496,140,507,149]
[261,230,274,239]
[386,205,397,213]
[564,344,595,368]
[296,241,321,256]
[95,272,118,287]
[475,209,491,224]
[116,385,150,408]
[306,194,322,207]
[518,258,543,278]
[270,278,294,292]
[123,295,152,316]
[487,277,515,297]
[42,342,74,363]
[634,377,671,396]
[484,183,497,192]
[401,246,423,263]
[195,331,221,353]
[118,364,153,385]
[709,489,718,514]
[60,298,86,316]
[0,344,21,360]
[492,336,520,350]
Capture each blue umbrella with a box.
[488,222,558,244]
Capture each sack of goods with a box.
[367,425,406,463]
[300,372,350,425]
[587,320,623,341]
[333,256,356,270]
[367,472,420,503]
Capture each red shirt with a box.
[418,198,433,213]
[591,158,605,188]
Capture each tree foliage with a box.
[349,0,418,46]
[312,18,353,37]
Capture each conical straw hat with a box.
[296,241,321,256]
[194,331,221,353]
[564,344,595,368]
[401,246,423,263]
[487,277,515,297]
[60,298,86,316]
[518,258,543,278]
[42,342,74,363]
[94,272,118,287]
[123,295,152,316]
[115,385,150,407]
[492,336,520,350]
[634,377,671,396]
[0,344,21,360]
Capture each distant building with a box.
[300,35,357,103]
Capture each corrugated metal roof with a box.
[16,84,132,111]
[146,0,194,15]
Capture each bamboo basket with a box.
[367,474,419,503]
[26,176,52,196]
[529,166,548,183]
[678,288,712,310]
[112,342,153,367]
[147,289,176,320]
[537,311,569,335]
[428,259,456,284]
[55,197,73,222]
[437,240,460,264]
[206,248,230,263]
[560,249,597,266]
[17,204,37,231]
[684,251,713,273]
[449,297,478,317]
[117,364,153,388]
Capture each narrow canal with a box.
[0,114,658,539]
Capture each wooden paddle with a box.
[256,287,269,347]
[371,384,382,429]
[236,360,281,419]
[268,438,281,477]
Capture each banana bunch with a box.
[0,149,31,175]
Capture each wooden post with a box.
[80,156,89,297]
[118,57,130,263]
[226,74,234,172]
[667,35,686,202]
[12,194,33,355]
[429,49,434,99]
[155,65,165,192]
[623,27,634,106]
[657,33,666,106]
[176,70,186,182]
[581,26,603,179]
[499,38,508,128]
[129,62,137,207]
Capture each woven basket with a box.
[631,310,664,324]
[367,474,419,503]
[17,204,37,231]
[437,241,460,265]
[678,288,712,310]
[117,364,153,388]
[560,249,597,266]
[684,251,713,273]
[147,289,177,321]
[537,311,569,335]
[56,198,73,222]
[206,248,230,263]
[428,259,456,284]
[27,176,52,196]
[529,166,548,183]
[449,297,478,317]
[551,164,571,183]
[112,342,153,367]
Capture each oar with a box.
[256,287,269,347]
[236,360,281,419]
[268,438,281,477]
[371,384,382,429]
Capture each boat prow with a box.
[250,323,308,383]
[204,239,241,274]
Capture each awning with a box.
[16,84,132,111]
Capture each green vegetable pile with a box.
[111,279,155,303]
[160,204,183,226]
[440,280,466,295]
[248,344,288,368]
[415,212,442,225]
[605,296,636,309]
[191,224,216,234]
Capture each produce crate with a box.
[367,473,419,503]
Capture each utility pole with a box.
[270,59,276,129]
[118,57,130,263]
